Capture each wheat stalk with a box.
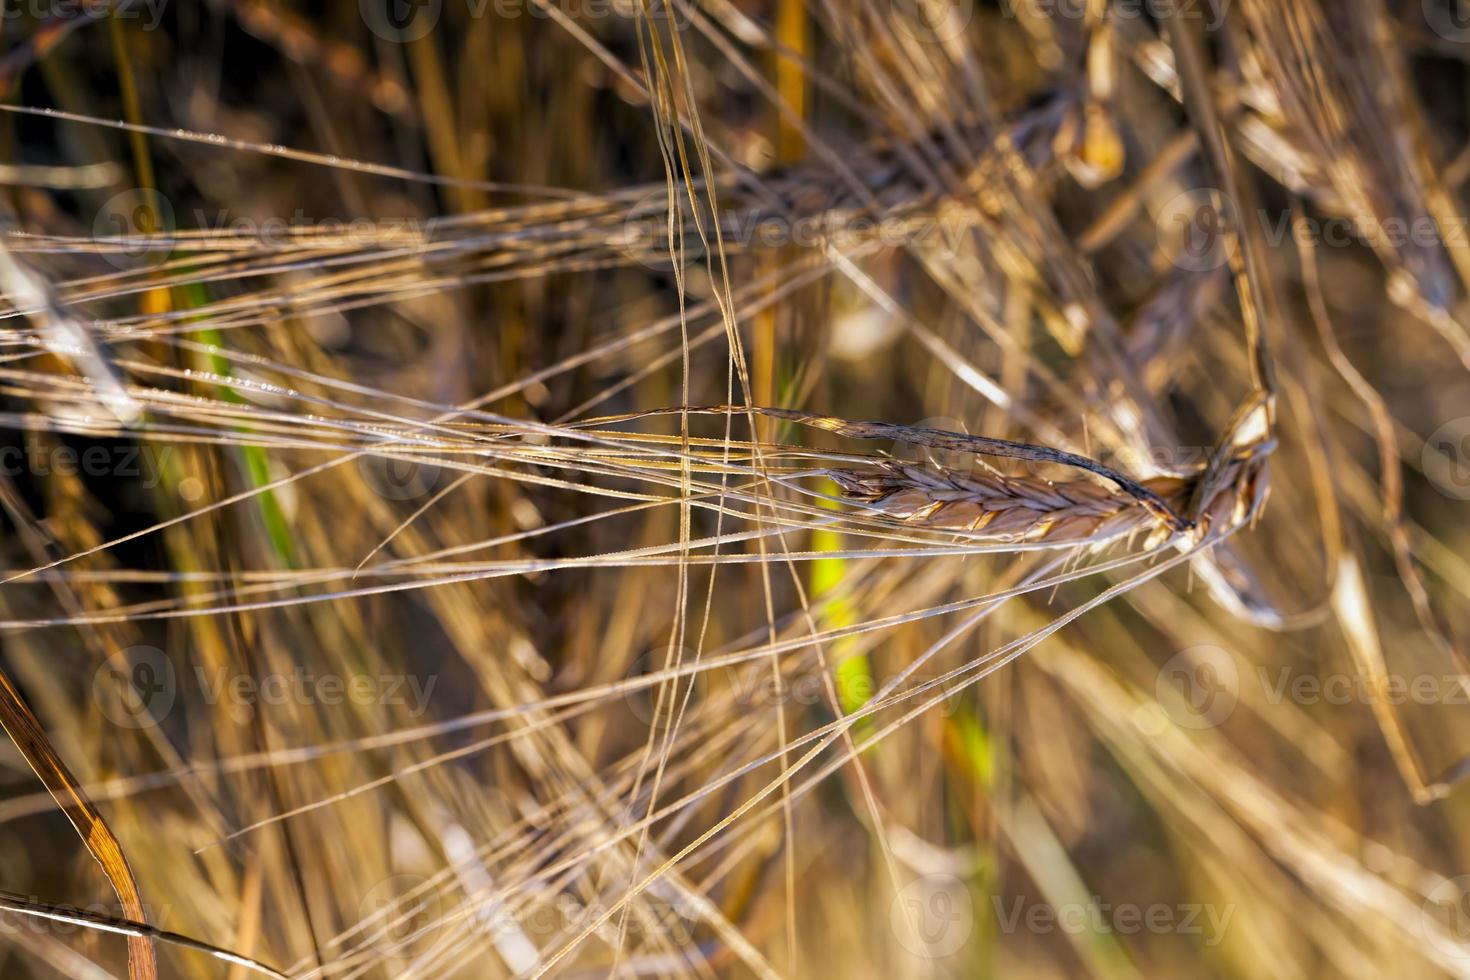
[828,453,1268,548]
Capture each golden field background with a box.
[0,0,1467,977]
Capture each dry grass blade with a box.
[0,890,281,979]
[0,669,157,980]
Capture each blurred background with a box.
[0,0,1467,976]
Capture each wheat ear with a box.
[829,456,1267,548]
